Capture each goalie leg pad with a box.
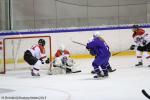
[66,58,74,67]
[53,57,63,67]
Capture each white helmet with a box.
[59,44,65,51]
[93,31,101,38]
[87,37,93,43]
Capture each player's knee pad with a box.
[53,57,63,67]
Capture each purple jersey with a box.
[86,37,110,58]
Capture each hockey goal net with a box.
[0,35,52,74]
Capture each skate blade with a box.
[95,76,109,80]
[135,65,143,68]
[31,75,40,78]
[111,69,116,72]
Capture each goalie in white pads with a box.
[52,45,81,74]
[24,39,49,76]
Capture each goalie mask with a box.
[87,37,93,43]
[59,45,65,52]
[38,39,45,46]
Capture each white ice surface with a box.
[0,56,150,100]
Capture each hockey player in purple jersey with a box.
[86,33,112,78]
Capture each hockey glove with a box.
[45,58,50,64]
[142,40,147,46]
[130,45,135,50]
[39,58,44,64]
[89,49,96,56]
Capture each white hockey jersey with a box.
[133,33,150,46]
[142,33,150,45]
[28,44,46,60]
[132,28,150,46]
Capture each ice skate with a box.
[135,62,143,66]
[31,72,40,77]
[31,71,37,76]
[103,72,109,77]
[37,73,40,76]
[31,69,40,77]
[93,73,104,78]
[108,67,116,72]
[31,69,35,76]
[91,70,96,74]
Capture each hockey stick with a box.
[142,89,150,99]
[112,49,130,56]
[71,40,86,46]
[112,52,123,56]
[70,38,86,46]
[71,38,130,56]
[72,70,81,73]
[48,60,81,74]
[60,65,82,73]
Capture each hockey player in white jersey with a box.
[24,39,49,76]
[130,25,150,67]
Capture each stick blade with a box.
[72,70,81,73]
[142,89,150,99]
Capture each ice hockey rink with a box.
[0,55,150,100]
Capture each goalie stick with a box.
[59,65,82,73]
[72,70,81,73]
[142,89,150,99]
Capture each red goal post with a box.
[0,35,52,74]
